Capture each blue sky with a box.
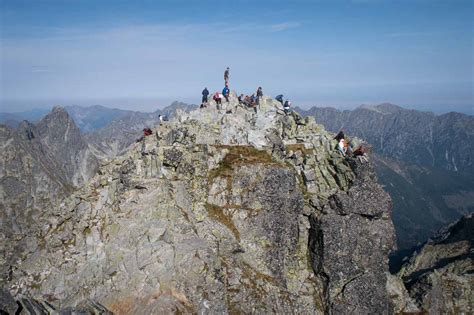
[1,0,472,114]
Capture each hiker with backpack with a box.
[224,67,230,85]
[283,100,291,113]
[275,94,284,105]
[202,87,209,107]
[222,85,230,103]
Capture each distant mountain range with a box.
[295,103,474,255]
[0,101,198,133]
[2,101,472,256]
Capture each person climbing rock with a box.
[283,100,291,113]
[222,85,230,103]
[275,94,284,105]
[224,67,230,85]
[202,87,209,106]
[158,115,163,125]
[213,92,222,110]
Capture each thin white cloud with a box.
[30,68,53,73]
[270,22,302,32]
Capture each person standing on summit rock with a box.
[222,84,230,103]
[201,87,209,107]
[256,86,263,108]
[224,67,230,85]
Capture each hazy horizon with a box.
[1,0,473,115]
[1,97,472,116]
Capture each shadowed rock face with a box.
[309,159,396,313]
[398,214,473,313]
[1,95,395,314]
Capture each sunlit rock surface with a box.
[1,95,396,314]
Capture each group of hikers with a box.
[184,67,367,159]
[200,67,293,114]
[334,130,369,160]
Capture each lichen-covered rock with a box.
[309,159,396,313]
[386,274,420,313]
[2,96,396,314]
[0,107,98,286]
[398,214,473,313]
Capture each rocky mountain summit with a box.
[2,95,396,313]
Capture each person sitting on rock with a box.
[337,138,346,156]
[353,144,370,162]
[201,87,209,107]
[222,85,230,103]
[213,92,222,110]
[275,94,284,105]
[238,94,245,104]
[345,140,353,156]
[283,100,291,113]
[243,95,252,107]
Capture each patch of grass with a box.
[205,202,240,241]
[285,143,314,155]
[209,145,279,180]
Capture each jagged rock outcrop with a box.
[397,214,473,313]
[86,102,198,159]
[36,106,98,186]
[0,107,98,286]
[296,104,474,253]
[2,95,395,314]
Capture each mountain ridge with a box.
[2,94,397,313]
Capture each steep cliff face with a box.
[2,96,395,314]
[36,106,98,187]
[0,107,98,286]
[296,104,474,252]
[398,214,473,313]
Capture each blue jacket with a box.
[222,87,230,95]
